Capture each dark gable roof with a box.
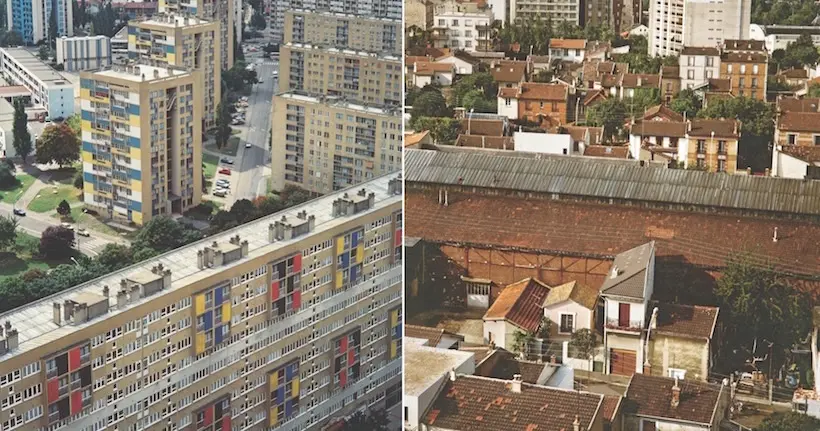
[723,39,766,52]
[653,303,719,340]
[778,112,820,133]
[780,145,820,164]
[722,52,768,63]
[661,65,680,78]
[455,134,515,150]
[643,104,684,122]
[405,324,465,346]
[600,242,653,299]
[477,350,549,383]
[404,149,820,217]
[707,78,732,93]
[484,278,550,332]
[516,82,568,101]
[680,46,720,56]
[584,145,629,158]
[491,61,528,83]
[688,119,739,139]
[621,74,661,88]
[625,374,725,426]
[778,97,820,113]
[460,119,505,136]
[631,120,688,138]
[425,375,604,430]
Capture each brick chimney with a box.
[511,374,522,393]
[671,377,681,408]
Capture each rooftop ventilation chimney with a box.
[671,377,681,408]
[610,265,620,279]
[511,374,522,393]
[573,415,580,431]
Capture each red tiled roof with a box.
[484,278,550,332]
[549,38,587,50]
[563,125,603,145]
[601,395,622,423]
[404,190,820,277]
[455,135,515,150]
[516,82,568,101]
[405,324,464,346]
[707,78,732,93]
[780,145,820,164]
[680,46,720,56]
[778,68,809,79]
[722,52,768,63]
[404,130,430,147]
[415,61,455,76]
[631,120,688,138]
[621,73,661,88]
[625,374,725,425]
[583,89,607,106]
[778,98,820,113]
[723,39,766,52]
[491,61,527,83]
[689,119,740,138]
[584,145,629,158]
[424,375,604,430]
[460,119,505,136]
[778,112,820,133]
[654,303,719,340]
[643,104,684,122]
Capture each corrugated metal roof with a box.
[405,149,820,216]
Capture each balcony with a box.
[605,318,644,332]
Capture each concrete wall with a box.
[405,360,475,431]
[483,319,515,350]
[605,332,644,374]
[624,416,711,431]
[605,298,646,328]
[498,96,518,119]
[647,335,709,381]
[772,146,811,179]
[544,300,593,338]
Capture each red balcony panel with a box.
[68,347,81,372]
[222,415,231,431]
[292,290,301,311]
[271,280,280,301]
[70,391,83,415]
[348,348,356,365]
[204,405,214,426]
[292,254,302,273]
[340,369,347,387]
[47,378,60,403]
[340,336,348,353]
[395,229,402,247]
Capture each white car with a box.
[245,143,252,148]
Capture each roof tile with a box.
[484,278,550,332]
[653,303,719,340]
[625,374,725,425]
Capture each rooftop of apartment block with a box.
[286,42,400,61]
[0,174,402,361]
[0,47,73,87]
[277,91,400,115]
[138,12,213,27]
[92,64,193,83]
[405,338,475,397]
[288,8,401,23]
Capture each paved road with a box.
[225,57,278,206]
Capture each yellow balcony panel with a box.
[112,177,130,188]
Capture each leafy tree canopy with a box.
[39,226,75,259]
[669,88,702,119]
[411,117,460,144]
[698,96,775,137]
[0,214,17,250]
[35,123,80,167]
[756,412,820,431]
[585,98,627,142]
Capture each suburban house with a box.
[775,67,809,89]
[405,324,466,349]
[623,374,731,431]
[642,104,684,122]
[771,144,820,179]
[628,120,688,163]
[660,65,681,103]
[459,117,508,137]
[608,73,660,99]
[412,61,456,87]
[434,52,478,75]
[543,281,598,340]
[693,78,734,108]
[678,46,721,90]
[422,374,609,431]
[580,89,608,119]
[490,60,528,88]
[404,130,433,148]
[483,278,550,351]
[455,134,514,150]
[584,145,630,159]
[683,119,741,173]
[497,82,569,128]
[775,100,820,148]
[563,124,604,151]
[549,38,587,63]
[600,242,655,377]
[645,303,720,381]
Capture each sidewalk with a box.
[16,172,51,209]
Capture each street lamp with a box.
[467,108,475,136]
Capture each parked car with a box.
[213,190,227,197]
[216,180,230,188]
[76,229,91,237]
[220,158,234,165]
[218,168,231,175]
[12,208,25,216]
[245,143,252,148]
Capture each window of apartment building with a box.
[551,101,559,112]
[452,19,459,26]
[438,19,444,25]
[465,30,472,37]
[687,70,694,79]
[740,64,746,74]
[465,40,472,48]
[697,140,706,153]
[465,20,472,26]
[727,64,732,73]
[706,57,714,67]
[814,135,820,145]
[788,134,797,145]
[751,78,757,88]
[718,140,726,154]
[717,159,726,172]
[753,64,759,74]
[706,70,714,78]
[687,56,694,66]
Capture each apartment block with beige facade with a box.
[128,13,222,129]
[80,64,203,226]
[0,174,403,431]
[685,119,741,173]
[158,0,233,70]
[279,43,401,107]
[284,10,401,56]
[271,93,402,195]
[719,51,767,101]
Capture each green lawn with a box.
[0,232,72,281]
[0,174,36,204]
[205,136,240,157]
[203,153,219,179]
[51,207,122,237]
[51,167,79,185]
[28,185,80,213]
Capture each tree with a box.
[511,329,535,358]
[39,225,75,259]
[38,44,50,61]
[340,409,390,431]
[96,243,133,270]
[569,328,597,381]
[536,316,551,339]
[280,184,311,207]
[73,172,83,189]
[0,163,15,188]
[90,3,120,37]
[254,195,285,215]
[0,30,22,47]
[778,33,820,70]
[214,100,232,149]
[698,96,774,170]
[411,117,460,144]
[132,216,192,253]
[756,412,820,431]
[250,11,266,30]
[0,215,17,251]
[715,254,812,373]
[229,199,257,224]
[410,88,451,125]
[808,82,820,98]
[451,73,497,106]
[35,123,80,167]
[56,199,71,217]
[65,114,80,136]
[669,88,702,119]
[461,89,497,113]
[12,99,31,163]
[585,98,627,142]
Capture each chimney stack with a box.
[511,374,522,393]
[573,415,580,431]
[773,227,778,243]
[671,377,681,408]
[449,369,456,381]
[53,303,61,325]
[102,285,109,297]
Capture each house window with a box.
[551,101,558,112]
[540,101,544,108]
[687,70,694,79]
[718,140,726,154]
[505,98,511,106]
[696,159,705,168]
[751,78,757,88]
[687,56,694,66]
[642,419,658,431]
[718,159,726,172]
[438,19,444,26]
[727,64,732,73]
[753,64,759,74]
[788,134,797,145]
[814,135,820,145]
[706,70,713,78]
[452,19,459,26]
[559,314,575,333]
[697,139,706,153]
[575,49,581,56]
[668,368,687,379]
[740,64,746,74]
[706,57,714,67]
[738,77,745,88]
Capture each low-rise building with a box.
[646,303,720,381]
[660,65,680,103]
[405,325,465,349]
[513,132,573,155]
[679,46,721,90]
[434,52,478,75]
[482,278,550,351]
[490,60,528,88]
[497,82,568,127]
[685,119,741,173]
[0,47,75,119]
[405,0,434,30]
[610,73,660,99]
[720,50,768,100]
[412,61,456,87]
[771,145,820,180]
[549,38,587,63]
[624,374,731,430]
[543,281,598,340]
[775,67,809,89]
[475,349,575,389]
[55,35,112,72]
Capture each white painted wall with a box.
[605,298,646,328]
[548,47,585,63]
[436,56,474,75]
[639,417,710,431]
[483,319,516,350]
[514,132,572,155]
[498,97,518,119]
[544,300,593,335]
[772,145,813,179]
[413,75,433,88]
[679,54,721,90]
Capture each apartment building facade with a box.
[271,93,402,195]
[510,0,580,25]
[0,175,403,431]
[56,36,113,72]
[432,10,493,52]
[649,0,750,57]
[678,46,721,90]
[0,48,74,119]
[720,52,767,100]
[128,13,222,129]
[270,0,401,44]
[284,10,401,56]
[279,43,401,107]
[7,0,73,44]
[158,0,233,70]
[79,64,203,226]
